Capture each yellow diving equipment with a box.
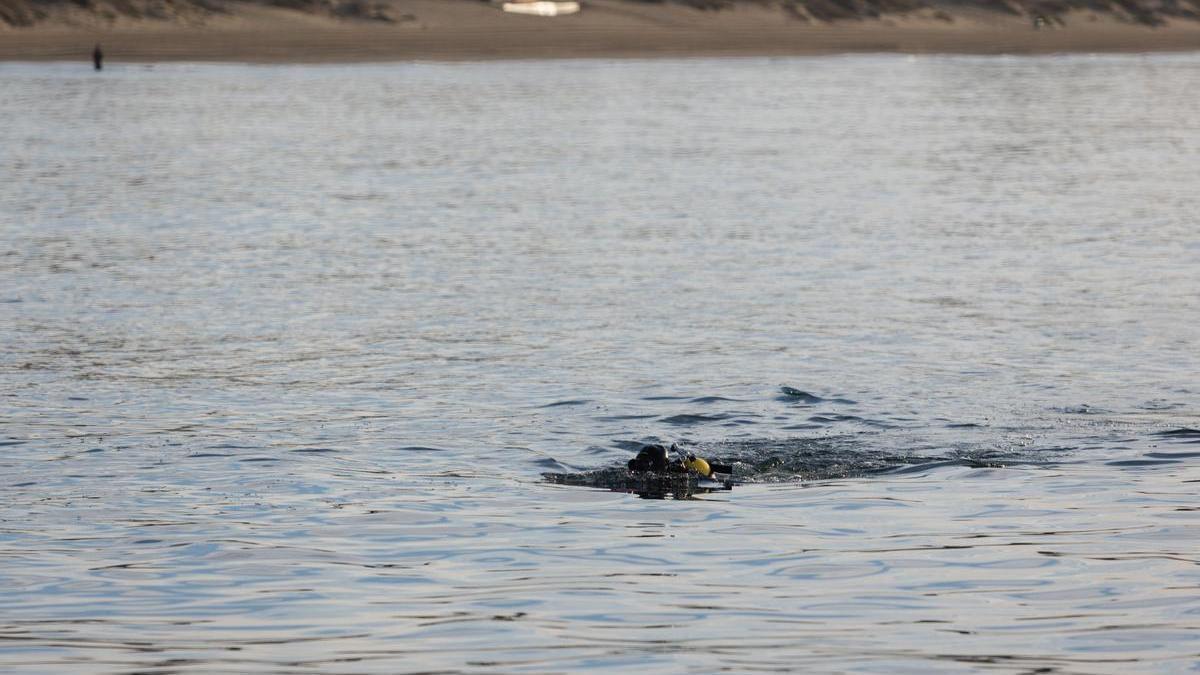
[684,455,712,477]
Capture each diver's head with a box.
[627,443,670,472]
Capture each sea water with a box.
[1,55,1198,673]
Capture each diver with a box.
[543,442,734,498]
[627,443,732,478]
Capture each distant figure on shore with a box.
[93,44,103,71]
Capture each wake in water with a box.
[543,384,1065,498]
[543,435,1018,498]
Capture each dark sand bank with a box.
[3,0,1200,62]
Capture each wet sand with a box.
[2,0,1200,62]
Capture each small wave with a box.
[689,396,741,404]
[806,414,893,428]
[778,386,857,405]
[877,458,1000,475]
[538,399,591,408]
[1137,400,1185,411]
[1106,459,1181,467]
[660,413,731,426]
[533,457,568,470]
[1155,427,1200,438]
[1145,451,1200,459]
[1055,404,1113,415]
[778,386,823,403]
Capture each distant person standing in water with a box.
[93,44,103,71]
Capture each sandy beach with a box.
[3,0,1200,62]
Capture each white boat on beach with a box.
[501,1,581,17]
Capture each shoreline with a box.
[4,1,1200,63]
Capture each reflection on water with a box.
[1,55,1199,672]
[544,466,734,500]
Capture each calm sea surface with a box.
[2,54,1199,673]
